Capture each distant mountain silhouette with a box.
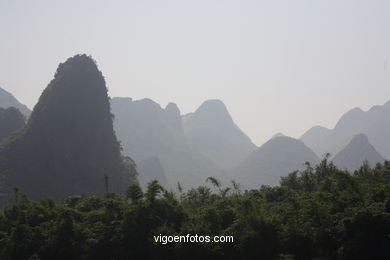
[300,101,390,159]
[333,134,386,170]
[181,112,193,124]
[111,97,187,161]
[0,87,31,117]
[183,99,256,169]
[137,156,168,189]
[231,136,319,189]
[272,132,285,139]
[111,97,223,188]
[0,55,137,199]
[0,107,26,142]
[300,126,332,157]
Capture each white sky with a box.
[1,0,389,145]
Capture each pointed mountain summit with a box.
[333,107,365,131]
[300,101,390,159]
[111,97,187,161]
[272,132,285,139]
[231,136,319,189]
[300,125,331,157]
[165,102,183,131]
[111,97,223,188]
[0,87,31,117]
[333,134,386,170]
[185,99,234,128]
[183,99,256,169]
[0,54,136,199]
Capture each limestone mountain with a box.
[0,54,137,199]
[300,126,332,158]
[136,156,168,189]
[272,132,285,139]
[111,97,187,162]
[231,136,320,189]
[300,101,390,159]
[183,99,256,170]
[0,87,31,117]
[0,107,26,142]
[333,134,386,170]
[181,112,193,124]
[111,97,223,188]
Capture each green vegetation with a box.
[0,54,388,259]
[0,55,137,200]
[1,158,389,259]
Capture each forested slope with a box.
[1,159,389,259]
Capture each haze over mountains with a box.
[301,101,390,160]
[136,156,168,189]
[0,87,31,117]
[111,97,224,188]
[0,54,389,195]
[183,99,256,170]
[111,95,390,189]
[111,98,258,188]
[333,134,386,171]
[231,136,320,189]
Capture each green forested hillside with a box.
[1,158,389,260]
[0,55,137,200]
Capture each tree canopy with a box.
[0,159,389,259]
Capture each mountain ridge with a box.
[183,99,257,170]
[300,100,390,159]
[231,135,320,189]
[111,97,224,188]
[333,133,386,170]
[0,87,31,117]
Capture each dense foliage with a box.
[0,158,389,260]
[0,55,137,200]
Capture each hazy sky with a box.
[1,0,389,145]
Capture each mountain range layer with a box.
[183,99,256,170]
[110,97,223,188]
[231,136,320,189]
[301,101,390,160]
[332,133,386,170]
[0,55,389,194]
[0,87,31,117]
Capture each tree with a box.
[126,184,143,202]
[145,180,164,203]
